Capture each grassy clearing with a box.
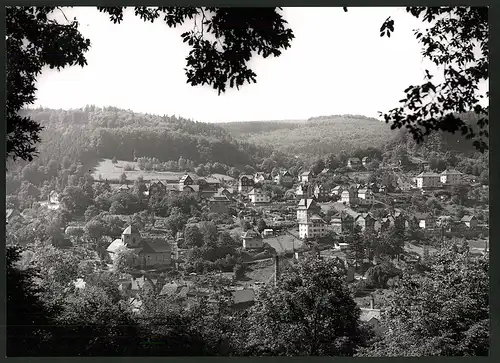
[91,158,234,183]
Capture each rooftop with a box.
[122,225,140,235]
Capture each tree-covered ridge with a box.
[20,106,291,168]
[221,115,397,159]
[222,120,303,136]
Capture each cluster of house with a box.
[412,169,463,189]
[146,174,222,198]
[334,185,376,206]
[346,156,372,169]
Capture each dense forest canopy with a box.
[19,106,293,169]
[221,113,484,160]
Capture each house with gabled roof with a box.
[274,170,294,187]
[440,169,463,186]
[295,183,313,199]
[248,188,270,205]
[208,194,232,214]
[299,171,312,184]
[179,174,194,186]
[149,180,167,198]
[331,185,344,196]
[254,172,273,185]
[341,188,358,205]
[238,175,255,193]
[461,215,478,229]
[313,184,329,201]
[412,213,435,230]
[241,230,264,249]
[355,213,376,231]
[415,171,441,189]
[299,214,327,239]
[357,188,374,205]
[230,288,256,311]
[360,297,386,336]
[297,198,321,222]
[347,157,361,168]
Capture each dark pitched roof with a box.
[297,198,317,210]
[241,230,261,239]
[141,239,172,253]
[179,174,193,183]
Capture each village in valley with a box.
[7,146,489,336]
[6,5,489,357]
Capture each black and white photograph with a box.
[5,6,489,357]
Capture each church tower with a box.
[121,225,141,248]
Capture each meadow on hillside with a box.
[92,158,235,183]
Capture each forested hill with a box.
[220,114,397,159]
[20,106,289,168]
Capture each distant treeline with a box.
[20,106,293,169]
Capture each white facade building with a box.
[298,214,328,239]
[415,172,441,189]
[440,169,463,185]
[248,188,270,204]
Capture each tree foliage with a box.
[6,6,90,162]
[243,257,370,356]
[359,244,489,356]
[376,7,489,152]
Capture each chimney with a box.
[274,255,280,287]
[370,295,375,310]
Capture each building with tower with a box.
[107,225,173,269]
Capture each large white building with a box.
[298,214,328,239]
[440,169,463,186]
[414,172,441,189]
[296,198,326,239]
[248,188,270,205]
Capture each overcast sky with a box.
[33,7,486,123]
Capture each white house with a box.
[299,171,312,184]
[440,169,463,186]
[314,184,329,201]
[298,214,327,239]
[254,172,274,185]
[413,213,435,230]
[248,188,270,204]
[238,175,255,193]
[414,172,441,189]
[241,230,264,249]
[341,188,358,205]
[274,170,294,187]
[357,188,375,205]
